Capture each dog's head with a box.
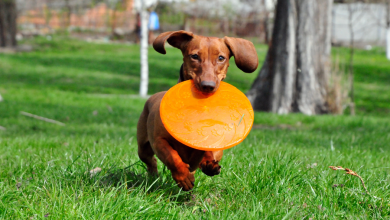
[153,31,259,94]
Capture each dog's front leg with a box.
[199,151,223,176]
[153,137,195,191]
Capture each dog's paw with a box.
[199,160,221,176]
[171,164,195,191]
[147,167,158,176]
[146,158,158,175]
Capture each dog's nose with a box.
[200,81,216,93]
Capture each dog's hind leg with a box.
[138,141,158,175]
[137,111,158,175]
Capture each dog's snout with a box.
[200,81,216,93]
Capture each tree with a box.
[341,1,371,115]
[247,0,333,115]
[345,1,365,116]
[386,0,390,60]
[0,0,17,48]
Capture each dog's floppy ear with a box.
[223,37,259,73]
[153,31,194,54]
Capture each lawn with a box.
[0,36,389,219]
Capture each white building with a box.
[332,3,388,46]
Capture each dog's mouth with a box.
[201,91,216,96]
[186,71,220,95]
[193,83,219,97]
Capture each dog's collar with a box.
[179,64,185,82]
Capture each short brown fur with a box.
[137,31,258,191]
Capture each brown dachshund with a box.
[137,30,258,191]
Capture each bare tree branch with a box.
[20,111,66,126]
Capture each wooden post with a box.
[139,1,150,97]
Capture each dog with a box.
[137,30,258,191]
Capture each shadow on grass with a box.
[0,55,181,94]
[3,54,182,77]
[91,161,195,203]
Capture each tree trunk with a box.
[64,0,72,28]
[387,27,390,60]
[386,0,390,60]
[0,0,17,48]
[347,3,355,115]
[111,7,118,37]
[261,0,270,44]
[247,0,333,115]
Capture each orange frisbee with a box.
[160,80,254,151]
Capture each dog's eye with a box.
[190,54,199,60]
[218,56,225,61]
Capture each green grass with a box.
[0,36,389,219]
[332,47,390,116]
